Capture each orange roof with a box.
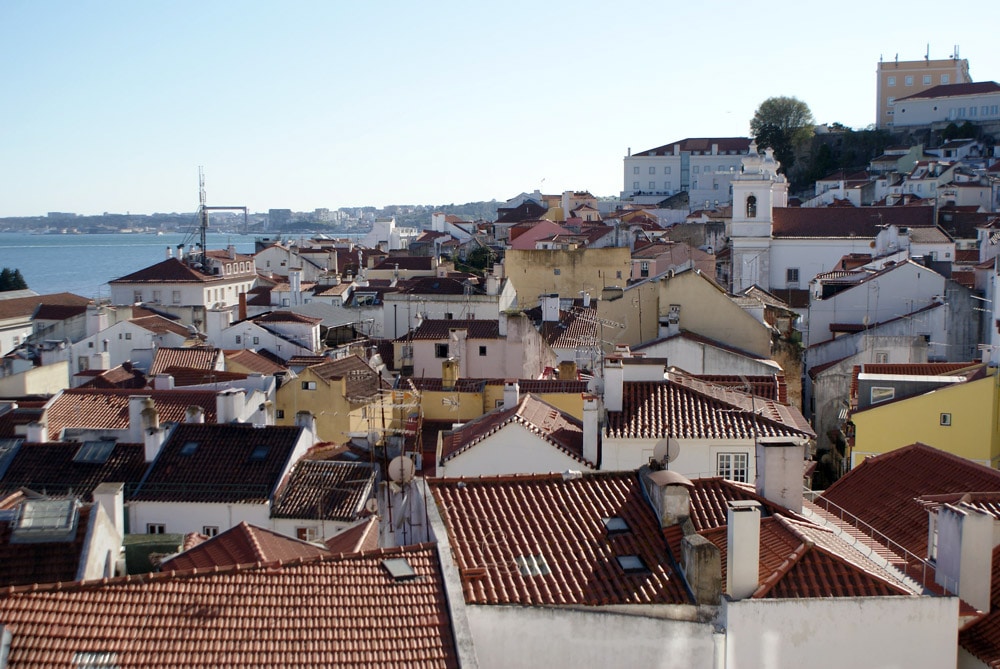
[224,348,288,375]
[0,544,461,668]
[325,517,380,554]
[45,389,219,436]
[149,347,222,376]
[429,472,692,606]
[160,522,331,571]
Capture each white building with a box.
[623,137,752,207]
[890,81,1000,127]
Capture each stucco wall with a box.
[723,596,958,669]
[467,604,717,669]
[505,248,632,304]
[0,360,70,398]
[439,423,592,477]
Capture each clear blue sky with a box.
[2,1,999,217]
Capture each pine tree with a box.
[0,267,28,292]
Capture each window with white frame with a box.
[633,181,640,190]
[147,523,165,534]
[887,76,896,86]
[923,75,931,85]
[649,166,655,174]
[904,75,913,86]
[786,267,800,284]
[633,166,639,174]
[717,453,748,483]
[296,527,318,541]
[665,166,672,174]
[941,74,950,84]
[203,526,219,537]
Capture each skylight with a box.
[515,554,551,577]
[179,441,199,456]
[11,499,80,543]
[602,516,631,535]
[616,555,649,574]
[73,440,116,465]
[249,444,270,461]
[382,557,418,581]
[73,651,118,668]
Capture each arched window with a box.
[746,194,757,218]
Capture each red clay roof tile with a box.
[271,460,375,521]
[160,521,331,571]
[45,389,219,436]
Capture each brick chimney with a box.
[726,500,761,600]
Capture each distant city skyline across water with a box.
[0,232,259,299]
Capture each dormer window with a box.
[746,194,757,218]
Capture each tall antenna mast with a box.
[191,166,249,264]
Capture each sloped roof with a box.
[130,314,191,338]
[440,394,589,466]
[0,503,93,588]
[399,319,501,341]
[0,293,90,322]
[224,348,288,375]
[271,460,375,521]
[605,379,813,440]
[895,81,1000,101]
[109,257,223,284]
[130,423,305,504]
[45,389,219,436]
[772,206,934,238]
[31,303,88,321]
[160,521,331,571]
[325,516,380,554]
[0,544,461,668]
[0,441,147,501]
[252,311,323,325]
[305,355,383,400]
[149,347,222,376]
[75,363,148,390]
[634,137,751,157]
[371,256,434,271]
[820,443,1000,555]
[430,471,691,606]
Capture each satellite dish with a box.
[653,438,681,463]
[388,456,416,485]
[364,498,379,514]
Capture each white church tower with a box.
[730,142,788,293]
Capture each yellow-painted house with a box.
[850,366,1000,469]
[275,354,386,444]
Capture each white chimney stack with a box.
[216,389,246,423]
[503,381,520,410]
[185,405,205,424]
[540,294,560,322]
[583,394,600,467]
[726,500,761,600]
[92,482,125,540]
[295,410,317,444]
[755,439,806,513]
[25,421,48,444]
[934,502,995,612]
[128,395,150,443]
[603,359,625,412]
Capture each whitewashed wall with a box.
[438,423,592,477]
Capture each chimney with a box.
[128,395,150,442]
[486,272,500,296]
[642,468,693,527]
[295,411,317,443]
[581,291,591,307]
[140,397,159,432]
[934,503,994,612]
[25,421,48,444]
[540,294,560,322]
[86,304,108,337]
[582,394,600,467]
[216,389,246,423]
[682,533,722,605]
[755,439,806,513]
[498,311,508,337]
[603,359,625,412]
[503,381,520,410]
[238,291,248,321]
[558,361,577,381]
[227,244,236,259]
[442,358,459,391]
[92,482,125,539]
[289,270,302,305]
[185,405,205,424]
[166,246,173,259]
[726,500,761,600]
[153,374,174,390]
[177,244,184,261]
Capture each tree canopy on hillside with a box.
[749,96,815,173]
[0,268,28,292]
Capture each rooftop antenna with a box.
[192,166,249,264]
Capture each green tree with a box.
[0,267,28,292]
[749,96,815,173]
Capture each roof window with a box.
[73,651,118,668]
[249,445,270,461]
[603,516,631,536]
[382,557,418,581]
[11,499,80,543]
[616,555,649,574]
[180,441,199,456]
[73,440,116,465]
[515,554,551,577]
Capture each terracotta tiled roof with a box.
[430,472,691,606]
[895,81,1000,101]
[0,441,147,501]
[605,379,814,440]
[440,394,589,466]
[149,347,222,376]
[0,403,46,439]
[399,319,501,341]
[536,308,599,350]
[325,516,380,554]
[306,355,383,400]
[45,389,219,436]
[371,256,434,271]
[130,423,305,504]
[702,514,910,599]
[0,293,90,322]
[820,443,1000,555]
[409,378,488,393]
[31,303,88,321]
[483,378,588,393]
[395,277,470,295]
[691,374,786,403]
[772,206,934,238]
[0,503,92,587]
[130,314,191,338]
[224,348,288,375]
[633,137,751,157]
[0,543,461,668]
[159,366,248,387]
[253,311,323,325]
[109,257,229,284]
[75,363,148,389]
[271,460,375,521]
[160,521,331,571]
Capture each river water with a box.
[0,232,258,299]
